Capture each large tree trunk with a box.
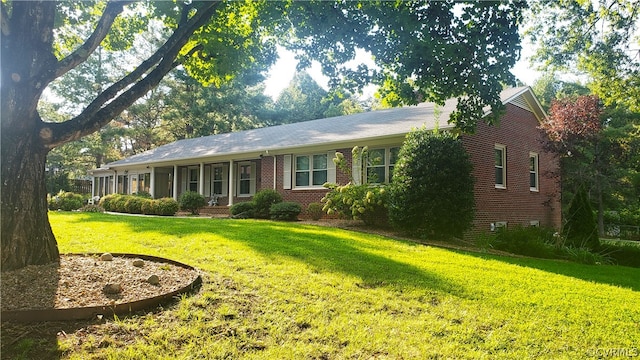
[1,130,59,271]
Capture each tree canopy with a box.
[526,0,640,112]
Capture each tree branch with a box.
[45,1,132,84]
[41,1,220,148]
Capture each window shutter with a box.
[283,155,292,189]
[327,150,336,183]
[222,165,229,197]
[250,162,257,195]
[352,155,362,185]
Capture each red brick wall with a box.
[253,105,562,233]
[461,104,562,234]
[263,148,353,211]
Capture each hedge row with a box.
[99,194,178,216]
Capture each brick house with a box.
[90,87,561,232]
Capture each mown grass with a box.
[4,212,640,359]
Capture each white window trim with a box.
[210,164,228,197]
[237,161,256,197]
[495,144,507,189]
[529,152,539,192]
[364,147,401,185]
[293,152,335,189]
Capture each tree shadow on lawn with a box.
[458,250,640,292]
[65,213,639,293]
[66,214,465,298]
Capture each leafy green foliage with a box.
[252,189,283,219]
[141,197,179,216]
[48,191,84,211]
[124,196,146,214]
[229,201,255,218]
[490,226,561,259]
[563,186,600,250]
[100,194,178,216]
[389,130,475,239]
[270,202,302,221]
[284,1,526,131]
[178,191,206,215]
[322,183,388,226]
[526,0,640,112]
[306,202,324,221]
[322,147,389,226]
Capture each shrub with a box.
[599,243,640,267]
[562,246,613,265]
[124,196,146,214]
[270,202,302,221]
[563,185,599,250]
[48,191,84,211]
[322,183,388,226]
[306,202,324,220]
[179,191,206,215]
[230,202,255,218]
[154,198,179,216]
[113,195,129,213]
[99,194,121,211]
[389,130,475,239]
[490,226,560,259]
[253,189,283,219]
[80,204,104,213]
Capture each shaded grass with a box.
[3,212,639,359]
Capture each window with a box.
[189,168,198,192]
[367,148,386,183]
[529,152,539,191]
[212,166,224,195]
[239,164,252,195]
[491,221,508,232]
[530,220,540,227]
[117,175,128,194]
[495,144,506,188]
[295,154,327,187]
[130,175,138,194]
[138,173,150,193]
[365,147,401,184]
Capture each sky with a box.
[263,45,541,100]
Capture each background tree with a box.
[563,185,600,250]
[161,69,274,140]
[389,130,475,240]
[2,0,525,271]
[526,0,640,112]
[540,93,640,236]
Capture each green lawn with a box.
[5,212,640,359]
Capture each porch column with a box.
[199,162,205,195]
[149,167,155,198]
[91,176,96,197]
[273,155,277,189]
[112,170,117,194]
[228,160,234,206]
[172,165,178,201]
